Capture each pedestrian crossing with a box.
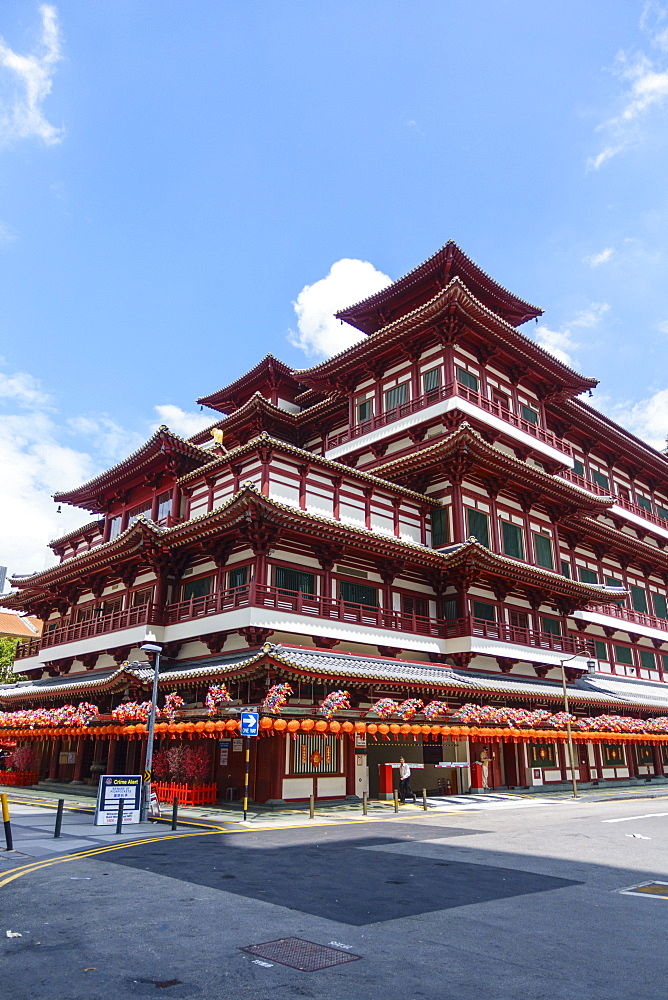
[409,792,552,812]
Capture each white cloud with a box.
[588,5,668,169]
[585,247,615,267]
[289,258,392,359]
[152,404,214,438]
[534,303,609,368]
[0,4,64,147]
[658,319,668,334]
[595,387,668,452]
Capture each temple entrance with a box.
[577,745,590,783]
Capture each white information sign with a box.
[94,774,143,826]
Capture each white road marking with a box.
[603,812,668,823]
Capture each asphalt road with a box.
[2,796,668,1000]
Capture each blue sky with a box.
[1,1,668,578]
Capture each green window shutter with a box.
[423,368,440,393]
[614,645,634,666]
[183,576,213,601]
[594,640,608,661]
[637,496,652,512]
[579,567,598,584]
[228,565,248,589]
[275,566,315,595]
[640,649,657,670]
[502,521,524,559]
[663,654,668,674]
[456,367,479,392]
[521,404,539,425]
[630,585,648,614]
[657,505,668,521]
[339,580,378,607]
[467,509,490,548]
[533,533,554,570]
[541,617,561,636]
[385,383,408,410]
[572,459,585,476]
[472,601,496,622]
[653,593,668,619]
[431,507,448,548]
[561,560,571,579]
[591,470,610,491]
[605,576,622,588]
[442,598,457,620]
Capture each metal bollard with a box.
[1,793,13,851]
[422,788,428,811]
[115,798,125,835]
[54,798,64,838]
[362,791,368,816]
[171,795,179,831]
[309,794,315,819]
[393,789,399,813]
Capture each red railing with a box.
[15,589,590,660]
[326,381,572,456]
[15,603,160,659]
[613,496,668,530]
[587,603,668,632]
[557,468,613,497]
[466,617,591,656]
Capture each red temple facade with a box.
[4,240,668,803]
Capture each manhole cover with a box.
[620,880,668,899]
[241,937,361,972]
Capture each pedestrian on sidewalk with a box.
[398,758,416,803]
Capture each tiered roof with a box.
[197,355,302,415]
[298,277,597,397]
[54,427,211,513]
[335,240,543,332]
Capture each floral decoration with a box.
[369,698,400,718]
[261,683,293,714]
[112,701,152,724]
[205,684,232,716]
[423,701,449,720]
[318,690,351,719]
[162,691,185,723]
[397,699,424,720]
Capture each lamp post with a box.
[559,650,596,799]
[140,641,162,822]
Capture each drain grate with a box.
[241,937,361,972]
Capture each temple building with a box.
[4,240,668,803]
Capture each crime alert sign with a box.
[94,774,142,826]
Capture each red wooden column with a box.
[72,737,86,783]
[652,744,663,778]
[592,741,604,780]
[48,739,61,780]
[106,738,117,774]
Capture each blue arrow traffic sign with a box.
[240,712,259,737]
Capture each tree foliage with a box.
[0,637,22,684]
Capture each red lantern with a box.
[274,718,287,731]
[315,720,327,733]
[301,719,314,732]
[287,720,300,732]
[329,720,341,734]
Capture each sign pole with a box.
[140,642,162,821]
[239,711,259,821]
[243,736,250,821]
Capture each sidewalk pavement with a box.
[4,781,668,842]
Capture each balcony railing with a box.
[16,585,589,661]
[613,496,668,530]
[557,468,613,497]
[466,617,590,656]
[326,381,572,456]
[587,603,668,633]
[15,603,160,660]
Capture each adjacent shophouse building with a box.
[4,241,668,803]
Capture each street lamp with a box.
[559,650,596,799]
[140,640,162,822]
